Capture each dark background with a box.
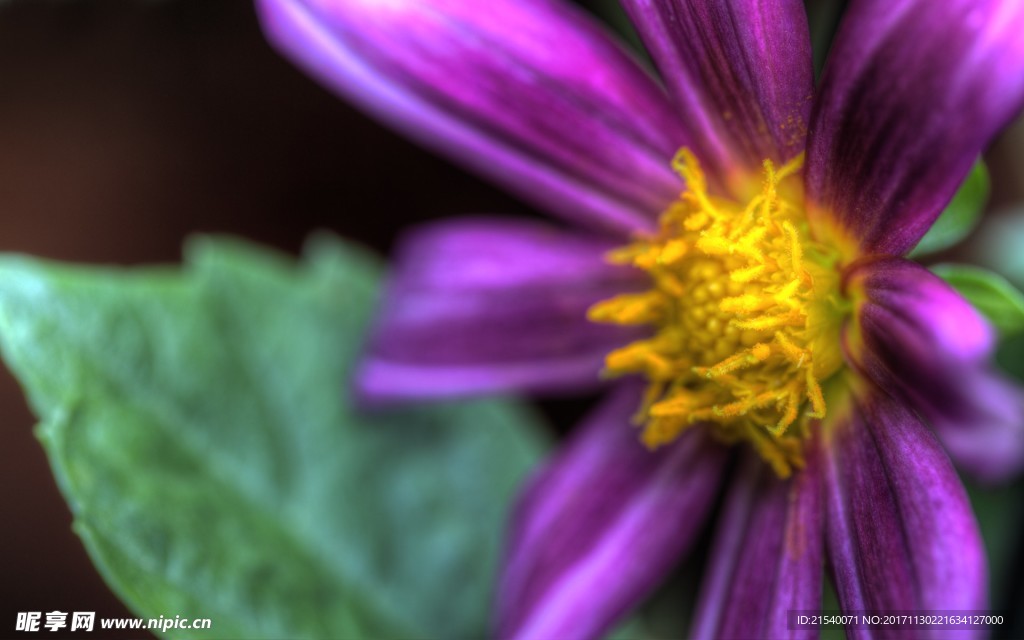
[1,1,1023,638]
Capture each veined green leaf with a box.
[0,235,547,639]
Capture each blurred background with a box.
[1,1,1023,638]
[0,1,528,635]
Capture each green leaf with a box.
[0,235,547,639]
[911,160,990,257]
[932,264,1024,337]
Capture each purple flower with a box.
[257,0,1024,637]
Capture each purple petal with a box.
[846,257,995,362]
[256,0,693,235]
[823,387,987,627]
[355,217,644,403]
[806,0,1024,256]
[691,444,823,640]
[496,383,728,640]
[621,0,813,181]
[930,371,1024,486]
[844,257,1024,483]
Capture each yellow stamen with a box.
[589,148,846,477]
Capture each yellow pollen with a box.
[588,149,845,477]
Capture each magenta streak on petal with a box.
[823,388,987,638]
[256,0,693,236]
[353,217,645,403]
[844,257,1024,483]
[806,0,1024,256]
[356,357,613,402]
[621,0,813,180]
[496,383,728,640]
[691,442,822,640]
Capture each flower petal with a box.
[847,257,995,363]
[929,371,1024,486]
[844,257,1024,483]
[354,217,643,403]
[823,386,987,620]
[620,0,814,181]
[691,444,823,640]
[257,0,692,234]
[497,383,728,640]
[806,0,1024,256]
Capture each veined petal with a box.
[621,0,814,185]
[823,386,987,630]
[257,0,692,235]
[844,257,1024,483]
[355,217,643,403]
[691,444,822,640]
[806,0,1024,256]
[497,383,728,640]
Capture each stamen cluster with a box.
[589,149,843,476]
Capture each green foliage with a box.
[0,235,547,639]
[605,558,701,640]
[933,264,1024,338]
[965,478,1024,600]
[997,332,1024,381]
[912,160,990,257]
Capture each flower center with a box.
[588,149,846,477]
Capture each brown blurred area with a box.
[0,1,530,636]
